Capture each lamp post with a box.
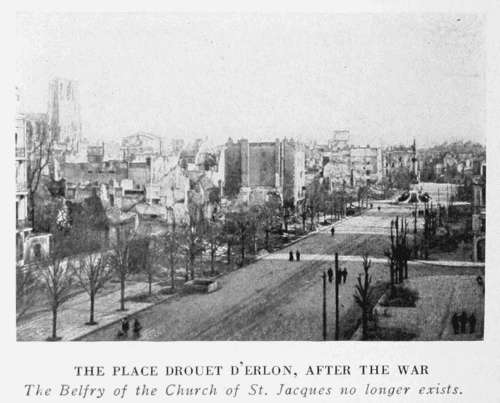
[322,271,327,340]
[334,252,340,341]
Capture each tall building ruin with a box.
[48,78,82,154]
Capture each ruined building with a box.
[223,138,305,206]
[48,78,82,155]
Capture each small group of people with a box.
[451,311,476,335]
[117,316,142,339]
[289,250,301,261]
[339,268,348,284]
[327,267,348,284]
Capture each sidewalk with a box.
[409,275,484,341]
[17,281,168,341]
[263,253,484,268]
[17,214,360,342]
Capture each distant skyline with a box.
[16,13,485,147]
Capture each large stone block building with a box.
[223,138,305,206]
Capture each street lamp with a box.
[322,252,341,341]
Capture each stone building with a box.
[322,145,382,188]
[323,148,351,186]
[328,130,350,151]
[15,100,31,264]
[223,138,305,206]
[16,90,51,265]
[48,78,82,154]
[121,132,163,163]
[87,143,105,163]
[62,160,129,185]
[472,161,486,262]
[350,145,383,186]
[383,140,418,179]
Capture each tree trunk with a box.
[170,256,175,290]
[390,260,395,287]
[190,255,195,280]
[240,235,245,265]
[120,274,125,311]
[265,230,269,251]
[29,191,35,229]
[210,250,215,276]
[89,292,95,325]
[148,272,152,296]
[362,308,368,340]
[227,242,231,264]
[241,242,245,261]
[51,306,58,340]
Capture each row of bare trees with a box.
[300,178,355,231]
[16,196,289,340]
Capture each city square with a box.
[15,14,486,342]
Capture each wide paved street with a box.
[82,205,482,341]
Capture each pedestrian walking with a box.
[289,251,294,261]
[121,317,130,336]
[331,227,335,237]
[296,250,301,261]
[468,313,477,334]
[342,268,348,284]
[459,311,468,334]
[451,313,459,334]
[327,267,334,284]
[133,318,142,338]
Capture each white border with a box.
[2,1,500,402]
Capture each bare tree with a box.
[258,198,281,251]
[305,177,325,229]
[162,229,181,290]
[73,251,112,325]
[142,235,162,296]
[353,255,374,340]
[16,264,39,323]
[38,233,74,341]
[179,204,206,280]
[26,118,54,228]
[385,216,410,289]
[109,227,135,311]
[225,208,254,266]
[64,191,113,324]
[223,214,237,265]
[205,220,223,275]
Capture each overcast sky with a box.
[16,13,485,147]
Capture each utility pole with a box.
[413,202,418,258]
[322,271,327,341]
[334,252,340,341]
[342,180,346,217]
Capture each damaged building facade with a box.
[223,138,305,206]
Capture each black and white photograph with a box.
[15,12,487,342]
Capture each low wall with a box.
[372,290,420,334]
